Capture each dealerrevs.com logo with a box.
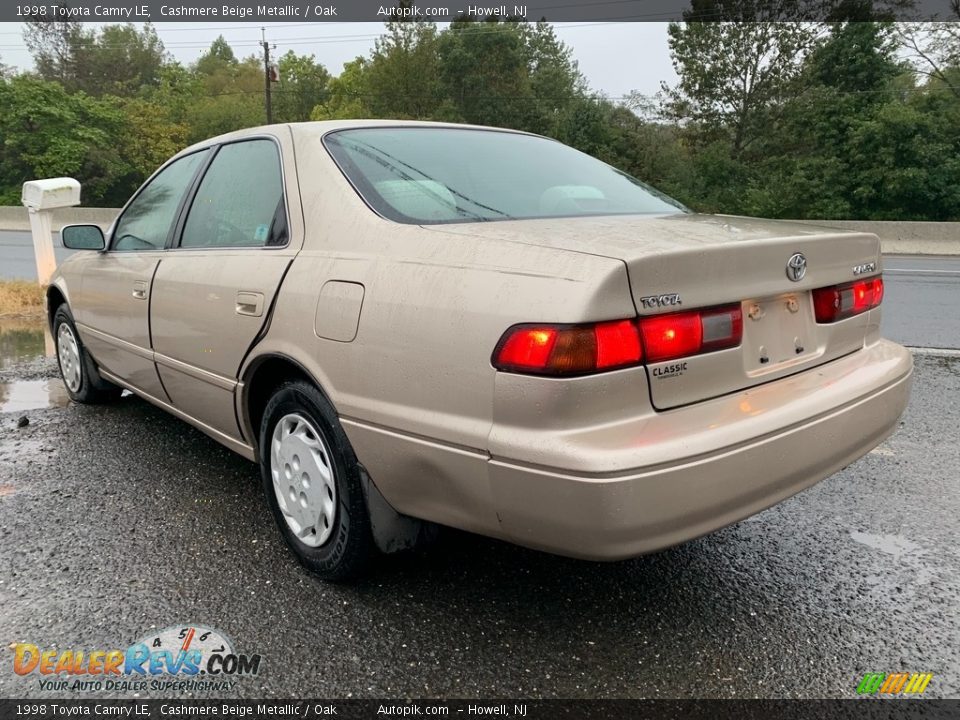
[10,625,262,693]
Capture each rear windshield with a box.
[323,127,687,225]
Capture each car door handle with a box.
[236,291,265,317]
[132,281,148,300]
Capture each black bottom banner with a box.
[1,699,958,720]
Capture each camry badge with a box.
[786,253,807,282]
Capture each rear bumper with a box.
[488,339,913,560]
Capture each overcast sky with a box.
[0,22,678,99]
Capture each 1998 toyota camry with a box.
[49,120,913,580]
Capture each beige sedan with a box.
[49,120,913,580]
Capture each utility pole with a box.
[261,27,273,124]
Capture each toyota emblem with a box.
[786,253,807,282]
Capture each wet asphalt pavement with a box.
[883,256,960,349]
[0,350,958,700]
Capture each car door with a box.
[149,137,295,441]
[72,149,210,398]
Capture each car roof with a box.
[177,119,532,159]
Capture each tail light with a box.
[639,304,743,363]
[812,276,883,323]
[492,304,742,376]
[492,319,642,376]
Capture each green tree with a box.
[436,18,539,129]
[146,62,204,125]
[845,97,960,219]
[310,58,370,120]
[364,21,442,119]
[662,20,818,155]
[0,76,130,205]
[273,51,331,123]
[742,21,956,220]
[185,38,263,139]
[195,35,237,76]
[24,21,166,96]
[23,19,84,85]
[516,21,585,135]
[111,96,189,183]
[75,23,166,95]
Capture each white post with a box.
[21,177,81,287]
[27,207,57,286]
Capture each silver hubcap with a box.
[270,413,337,547]
[57,323,82,393]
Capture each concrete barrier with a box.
[0,206,119,232]
[0,207,957,254]
[789,220,960,256]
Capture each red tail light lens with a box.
[596,319,644,369]
[639,304,742,363]
[812,276,883,323]
[638,312,701,363]
[494,326,558,370]
[492,319,643,376]
[493,304,743,375]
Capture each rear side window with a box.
[323,127,686,225]
[112,150,208,251]
[181,139,286,248]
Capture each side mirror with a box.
[61,224,105,251]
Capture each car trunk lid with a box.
[424,213,882,408]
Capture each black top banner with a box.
[5,0,959,23]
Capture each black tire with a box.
[259,379,376,581]
[53,305,123,404]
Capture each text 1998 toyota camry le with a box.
[49,121,912,579]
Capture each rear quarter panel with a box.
[241,129,635,531]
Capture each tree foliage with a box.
[662,21,818,154]
[2,20,958,222]
[0,76,126,205]
[24,21,166,96]
[273,51,331,122]
[659,19,960,219]
[897,22,960,97]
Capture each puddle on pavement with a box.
[0,318,65,412]
[0,379,71,413]
[0,317,52,368]
[849,531,922,560]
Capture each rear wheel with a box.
[259,380,375,581]
[54,305,122,404]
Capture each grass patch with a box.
[0,280,45,318]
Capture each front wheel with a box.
[54,305,122,404]
[259,380,376,581]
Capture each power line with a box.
[160,86,919,100]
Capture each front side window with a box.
[112,150,208,252]
[180,139,286,249]
[323,127,687,225]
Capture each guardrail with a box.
[0,207,957,255]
